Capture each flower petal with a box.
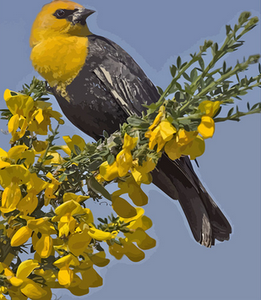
[182,135,205,160]
[58,265,74,287]
[99,161,119,181]
[35,234,53,258]
[88,228,112,241]
[198,116,215,139]
[164,138,182,161]
[111,195,137,218]
[20,278,47,299]
[68,228,92,256]
[11,226,32,247]
[16,259,39,280]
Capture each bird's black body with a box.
[52,34,232,247]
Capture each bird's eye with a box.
[55,9,66,18]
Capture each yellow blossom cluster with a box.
[1,195,155,299]
[98,133,156,219]
[4,89,64,143]
[0,88,156,299]
[145,101,220,160]
[108,207,156,262]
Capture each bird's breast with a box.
[30,36,88,88]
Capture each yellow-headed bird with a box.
[30,0,231,247]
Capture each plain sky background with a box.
[0,1,260,300]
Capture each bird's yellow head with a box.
[30,0,94,47]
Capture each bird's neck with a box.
[30,35,88,89]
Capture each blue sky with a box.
[0,1,260,299]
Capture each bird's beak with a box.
[72,8,95,25]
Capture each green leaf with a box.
[87,176,112,201]
[177,56,181,69]
[97,218,108,224]
[198,57,205,71]
[59,173,67,182]
[175,91,186,103]
[99,149,110,157]
[113,136,122,145]
[16,158,27,165]
[74,145,81,155]
[156,86,164,95]
[227,107,234,117]
[226,24,232,35]
[211,42,219,56]
[103,130,109,138]
[127,115,149,128]
[107,154,115,165]
[170,65,177,77]
[190,68,198,82]
[183,72,191,82]
[88,160,103,172]
[180,62,188,69]
[45,155,54,160]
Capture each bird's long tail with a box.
[151,154,232,247]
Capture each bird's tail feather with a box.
[151,154,232,247]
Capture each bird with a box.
[30,0,232,247]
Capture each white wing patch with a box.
[94,67,136,116]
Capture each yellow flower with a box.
[115,176,148,206]
[198,100,221,117]
[165,128,205,160]
[115,133,138,177]
[52,200,92,239]
[0,165,31,213]
[42,151,64,165]
[109,207,156,262]
[164,138,182,161]
[145,108,176,152]
[7,145,35,167]
[119,207,153,231]
[66,252,105,295]
[53,254,79,288]
[88,227,113,241]
[99,134,138,180]
[11,226,33,247]
[116,149,133,177]
[44,172,61,205]
[68,263,103,296]
[17,173,47,215]
[197,100,220,139]
[6,260,47,300]
[4,89,35,142]
[198,116,215,139]
[63,192,90,203]
[131,158,156,185]
[4,89,34,119]
[28,218,56,258]
[109,238,145,262]
[28,100,64,135]
[176,128,197,146]
[99,161,119,181]
[0,145,35,170]
[32,140,48,152]
[11,217,56,259]
[111,195,137,218]
[63,135,86,155]
[68,223,92,256]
